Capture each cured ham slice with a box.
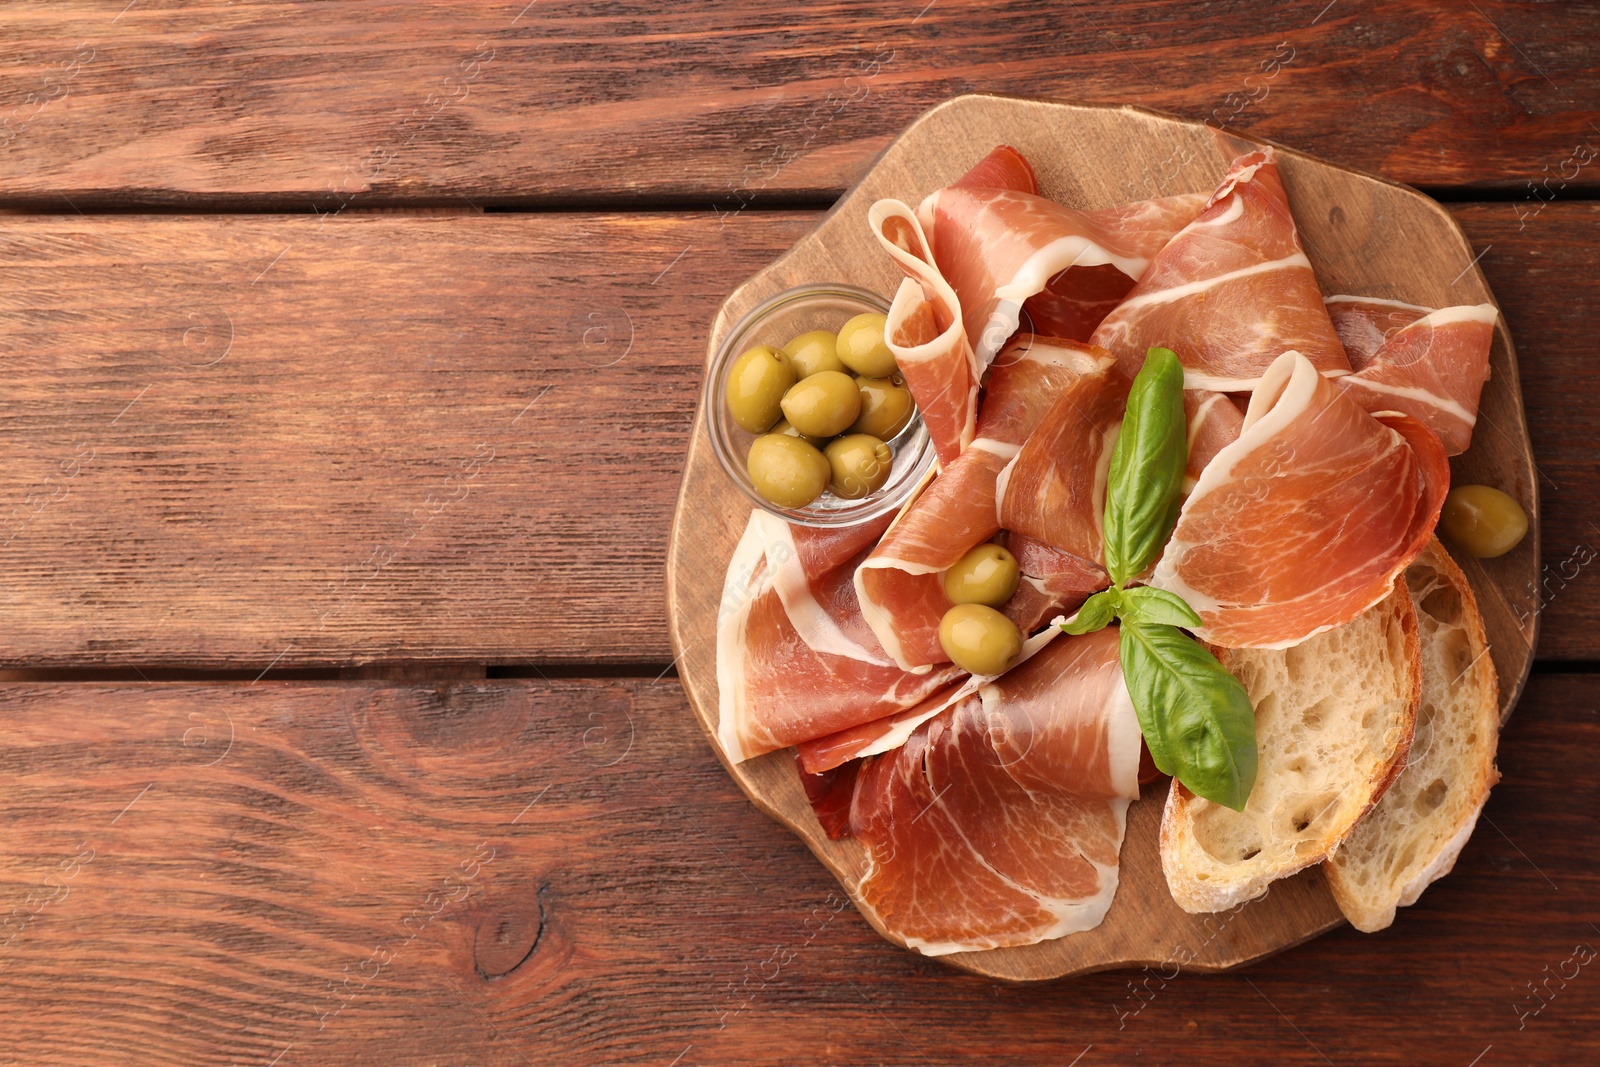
[798,756,860,840]
[1325,295,1498,455]
[871,204,980,467]
[798,670,984,776]
[1183,390,1245,494]
[855,337,1113,671]
[1090,150,1351,391]
[949,143,1038,193]
[917,149,1205,365]
[764,513,894,657]
[1009,538,1108,607]
[796,625,1062,774]
[1002,540,1101,631]
[1148,351,1449,649]
[1020,264,1141,345]
[1326,295,1432,364]
[929,145,1200,345]
[717,512,963,763]
[997,363,1130,585]
[844,627,1142,954]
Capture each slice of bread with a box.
[1324,538,1500,932]
[1160,578,1420,913]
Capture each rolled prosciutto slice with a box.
[1148,351,1449,649]
[918,147,1206,365]
[855,337,1113,671]
[1091,150,1351,391]
[870,202,981,467]
[1325,295,1498,455]
[717,511,963,763]
[844,627,1142,955]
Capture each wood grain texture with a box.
[668,99,1537,978]
[0,2,1592,1060]
[0,198,1593,668]
[0,674,1593,1064]
[0,209,807,669]
[2,199,1596,669]
[1453,204,1600,662]
[2,1,1598,205]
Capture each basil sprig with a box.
[1061,348,1258,811]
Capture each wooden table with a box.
[0,3,1595,1063]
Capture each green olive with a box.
[943,544,1021,607]
[772,418,831,450]
[747,433,830,510]
[1440,484,1528,558]
[836,313,898,377]
[781,370,861,438]
[824,434,893,500]
[725,344,796,434]
[938,604,1024,675]
[851,376,915,440]
[783,330,847,378]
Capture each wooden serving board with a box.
[665,95,1539,981]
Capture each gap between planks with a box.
[0,663,680,683]
[1,189,1595,216]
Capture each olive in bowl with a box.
[852,376,915,440]
[725,344,796,433]
[706,283,934,528]
[747,433,831,510]
[781,370,862,439]
[784,330,848,378]
[836,312,899,378]
[825,434,893,500]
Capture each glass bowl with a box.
[706,284,935,528]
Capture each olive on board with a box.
[938,603,1024,676]
[747,433,830,510]
[1440,484,1529,558]
[781,370,861,438]
[783,330,847,379]
[943,544,1021,607]
[772,417,831,450]
[836,313,898,378]
[725,344,796,434]
[825,434,893,499]
[851,376,915,440]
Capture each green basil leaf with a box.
[1103,347,1187,587]
[1118,620,1257,811]
[1058,588,1121,635]
[1117,586,1202,629]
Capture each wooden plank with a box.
[1455,205,1600,662]
[0,210,811,668]
[667,98,1535,981]
[0,204,1593,669]
[1,2,1597,205]
[0,675,1593,1064]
